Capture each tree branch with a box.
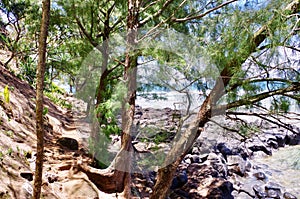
[140,0,161,13]
[172,0,237,22]
[75,16,100,50]
[139,0,176,26]
[220,83,300,111]
[226,78,295,93]
[226,111,299,134]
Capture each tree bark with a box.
[33,0,50,198]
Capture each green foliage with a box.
[0,0,30,20]
[137,151,165,170]
[153,131,169,145]
[43,107,48,116]
[88,134,111,169]
[94,82,126,137]
[271,96,291,113]
[0,151,3,161]
[5,130,14,138]
[44,91,72,111]
[19,56,36,85]
[46,82,66,94]
[238,125,260,138]
[3,85,10,104]
[7,147,13,156]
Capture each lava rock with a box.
[267,189,280,199]
[253,185,268,198]
[286,134,300,145]
[20,172,33,181]
[56,137,79,150]
[191,154,200,163]
[216,143,232,161]
[267,140,279,149]
[249,145,272,155]
[283,192,298,199]
[170,170,188,190]
[265,182,282,192]
[253,172,267,180]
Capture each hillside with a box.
[0,66,120,198]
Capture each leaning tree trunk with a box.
[33,0,50,198]
[150,1,300,197]
[149,70,229,199]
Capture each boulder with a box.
[170,170,188,190]
[20,171,33,181]
[56,137,79,150]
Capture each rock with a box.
[275,134,287,147]
[191,146,200,155]
[22,181,33,198]
[219,181,234,199]
[227,155,247,176]
[206,180,234,199]
[253,185,268,198]
[231,147,249,160]
[135,110,143,116]
[56,137,78,150]
[216,143,232,161]
[45,172,58,183]
[248,144,272,155]
[212,162,228,178]
[285,134,300,145]
[184,158,192,164]
[265,182,282,192]
[170,190,190,199]
[199,154,209,162]
[20,171,33,181]
[267,139,279,149]
[253,172,267,180]
[267,189,280,199]
[190,154,200,163]
[170,170,188,190]
[283,192,298,199]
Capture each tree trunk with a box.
[33,0,50,198]
[149,85,218,199]
[75,1,140,196]
[120,0,140,197]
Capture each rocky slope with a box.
[130,107,300,199]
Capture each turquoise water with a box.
[254,145,300,197]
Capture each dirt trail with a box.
[0,66,124,198]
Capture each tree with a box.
[70,0,253,196]
[150,0,300,198]
[14,0,298,198]
[33,0,50,198]
[0,0,31,69]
